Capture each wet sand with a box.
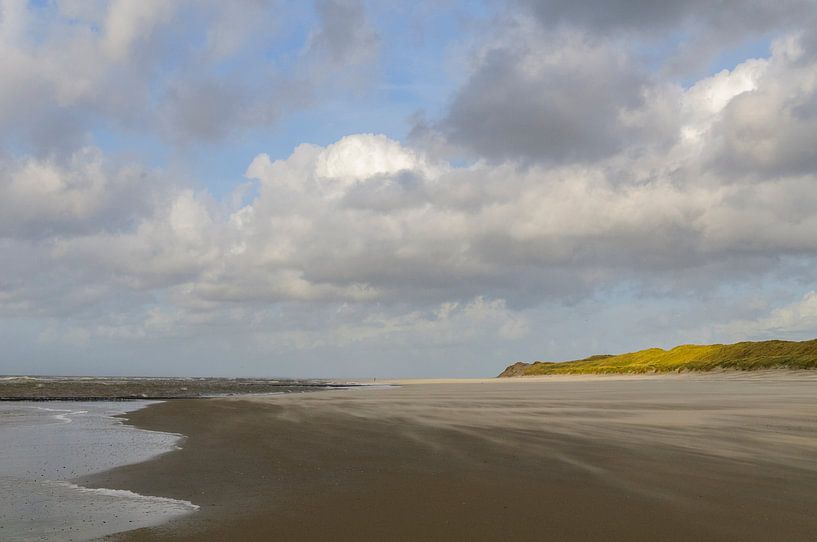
[88,373,817,541]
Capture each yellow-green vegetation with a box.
[498,339,817,377]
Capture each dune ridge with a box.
[499,338,817,377]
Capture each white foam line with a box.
[47,481,200,511]
[108,403,191,442]
[30,406,88,424]
[32,406,72,413]
[88,403,190,471]
[31,406,74,423]
[55,410,88,423]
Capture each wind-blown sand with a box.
[89,372,817,541]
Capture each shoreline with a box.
[81,373,817,541]
[0,400,198,541]
[0,376,360,401]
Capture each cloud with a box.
[304,0,380,69]
[10,31,817,303]
[34,55,817,315]
[101,0,176,61]
[516,0,811,35]
[160,76,278,143]
[0,0,381,151]
[298,296,530,347]
[438,25,651,163]
[7,33,817,337]
[707,36,817,177]
[719,291,817,339]
[515,0,816,73]
[0,0,183,152]
[429,2,817,165]
[0,147,160,239]
[51,189,222,291]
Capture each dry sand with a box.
[88,372,817,541]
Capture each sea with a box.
[0,401,197,541]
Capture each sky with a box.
[3,0,817,378]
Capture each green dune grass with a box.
[498,339,817,377]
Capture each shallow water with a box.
[0,401,197,541]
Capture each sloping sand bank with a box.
[91,373,817,541]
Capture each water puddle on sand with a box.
[0,401,197,541]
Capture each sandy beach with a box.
[86,373,817,541]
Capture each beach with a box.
[87,372,817,541]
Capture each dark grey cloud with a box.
[162,79,248,143]
[441,37,649,163]
[516,0,812,38]
[306,0,381,66]
[518,0,698,33]
[160,76,289,143]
